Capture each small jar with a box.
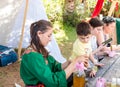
[111,78,116,87]
[116,78,120,87]
[105,80,111,87]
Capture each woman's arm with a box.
[92,45,105,55]
[64,55,88,79]
[89,53,97,64]
[96,30,105,46]
[61,60,71,70]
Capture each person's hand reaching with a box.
[76,55,89,63]
[95,62,104,67]
[89,66,97,78]
[89,69,96,78]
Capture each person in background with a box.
[89,17,105,51]
[89,17,110,61]
[69,21,103,77]
[20,20,88,87]
[89,17,104,47]
[89,17,120,60]
[102,16,120,51]
[102,16,116,46]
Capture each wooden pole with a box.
[18,0,29,60]
[108,0,118,16]
[108,0,118,45]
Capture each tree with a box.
[63,0,91,26]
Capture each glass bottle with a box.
[73,70,86,87]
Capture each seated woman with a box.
[89,17,107,60]
[20,20,88,87]
[102,16,116,47]
[102,16,120,52]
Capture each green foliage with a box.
[101,1,112,16]
[63,12,79,27]
[53,23,77,58]
[43,0,64,23]
[43,0,120,28]
[101,0,120,17]
[53,22,76,44]
[62,0,98,27]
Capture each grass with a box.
[54,22,77,59]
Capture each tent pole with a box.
[108,0,118,45]
[108,0,118,16]
[18,0,29,61]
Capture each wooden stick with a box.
[108,0,118,16]
[108,0,118,45]
[18,0,29,61]
[110,45,112,51]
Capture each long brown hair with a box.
[89,17,103,28]
[30,20,52,58]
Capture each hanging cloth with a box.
[91,0,104,18]
[115,2,119,11]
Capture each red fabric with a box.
[26,84,44,87]
[115,2,119,11]
[109,0,112,2]
[37,84,44,87]
[91,0,104,18]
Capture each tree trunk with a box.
[63,0,80,26]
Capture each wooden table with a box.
[86,54,120,87]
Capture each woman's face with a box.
[104,22,115,34]
[38,27,53,46]
[91,26,103,36]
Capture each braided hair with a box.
[30,20,52,58]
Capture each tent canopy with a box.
[0,0,66,63]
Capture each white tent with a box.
[0,0,66,63]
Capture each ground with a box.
[0,61,24,87]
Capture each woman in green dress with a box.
[20,20,88,87]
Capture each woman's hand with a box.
[92,44,107,55]
[75,55,89,63]
[64,55,88,79]
[74,55,89,69]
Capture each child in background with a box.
[69,21,104,77]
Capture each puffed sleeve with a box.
[22,52,67,87]
[47,55,63,72]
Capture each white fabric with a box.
[0,0,66,63]
[91,35,98,59]
[46,35,66,63]
[91,35,98,51]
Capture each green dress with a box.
[20,52,67,87]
